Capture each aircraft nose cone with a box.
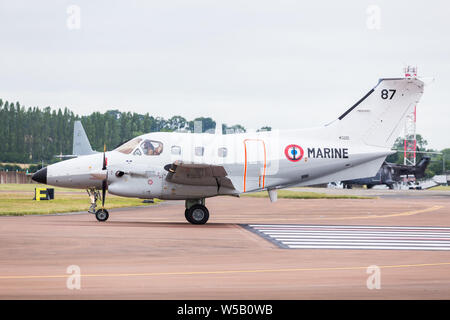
[32,167,47,184]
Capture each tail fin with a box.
[415,156,431,179]
[72,121,96,156]
[330,78,424,149]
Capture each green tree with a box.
[257,126,272,132]
[386,134,428,164]
[167,116,187,131]
[425,148,450,177]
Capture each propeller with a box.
[101,144,108,209]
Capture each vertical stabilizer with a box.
[330,78,424,149]
[415,156,431,179]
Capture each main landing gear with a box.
[185,199,209,225]
[87,188,109,222]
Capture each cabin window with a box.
[116,138,143,154]
[195,146,204,156]
[171,146,181,155]
[133,148,142,156]
[218,147,227,158]
[217,148,228,158]
[140,140,164,156]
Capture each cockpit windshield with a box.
[115,138,143,154]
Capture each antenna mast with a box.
[403,66,418,166]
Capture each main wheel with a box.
[185,204,209,225]
[95,209,109,222]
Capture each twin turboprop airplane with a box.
[32,76,425,224]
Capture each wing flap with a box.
[165,161,234,189]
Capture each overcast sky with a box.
[0,1,449,149]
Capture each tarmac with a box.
[0,188,449,299]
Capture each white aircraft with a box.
[32,76,424,224]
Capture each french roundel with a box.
[284,144,304,162]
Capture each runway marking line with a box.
[1,261,450,280]
[324,205,444,220]
[211,205,444,221]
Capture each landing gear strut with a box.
[185,199,209,225]
[87,188,109,222]
[87,189,101,213]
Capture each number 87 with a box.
[381,89,396,99]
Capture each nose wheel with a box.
[95,209,109,222]
[185,203,209,225]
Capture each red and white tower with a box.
[403,66,418,166]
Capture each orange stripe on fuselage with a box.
[243,139,267,193]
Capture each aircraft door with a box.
[243,139,267,192]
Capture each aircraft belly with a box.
[159,184,218,200]
[224,159,309,193]
[295,156,387,187]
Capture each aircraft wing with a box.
[164,161,235,190]
[73,121,97,156]
[54,121,97,159]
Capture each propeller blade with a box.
[102,144,107,170]
[102,179,107,209]
[101,143,107,208]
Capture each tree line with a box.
[0,99,246,165]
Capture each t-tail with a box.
[328,77,425,149]
[415,156,431,179]
[297,76,426,186]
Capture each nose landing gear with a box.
[87,145,110,222]
[185,199,209,225]
[87,188,109,222]
[87,189,100,213]
[95,208,109,222]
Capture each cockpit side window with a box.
[133,148,142,156]
[140,140,164,156]
[116,138,143,154]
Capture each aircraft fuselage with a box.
[44,128,390,200]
